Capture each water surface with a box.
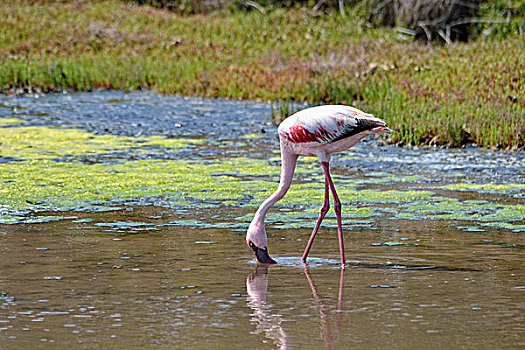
[0,91,524,348]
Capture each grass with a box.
[0,0,523,148]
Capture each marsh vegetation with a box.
[0,0,523,148]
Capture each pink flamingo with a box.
[246,105,391,267]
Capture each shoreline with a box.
[1,88,523,153]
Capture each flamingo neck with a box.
[252,145,297,231]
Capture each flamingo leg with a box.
[301,167,330,263]
[323,162,346,268]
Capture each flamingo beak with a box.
[250,243,277,264]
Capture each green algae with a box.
[71,218,93,223]
[241,133,264,140]
[1,125,138,160]
[480,222,525,233]
[0,117,24,126]
[393,198,525,231]
[0,124,204,161]
[0,122,523,232]
[94,221,159,233]
[456,225,485,232]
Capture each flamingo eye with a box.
[249,242,254,247]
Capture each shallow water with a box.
[0,91,524,348]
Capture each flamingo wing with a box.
[278,105,387,145]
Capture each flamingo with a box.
[246,105,391,267]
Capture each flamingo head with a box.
[248,241,277,265]
[246,223,276,264]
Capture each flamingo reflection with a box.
[304,266,345,350]
[246,265,293,349]
[246,266,345,350]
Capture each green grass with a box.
[0,0,524,148]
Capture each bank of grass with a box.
[0,0,523,148]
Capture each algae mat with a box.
[0,91,524,233]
